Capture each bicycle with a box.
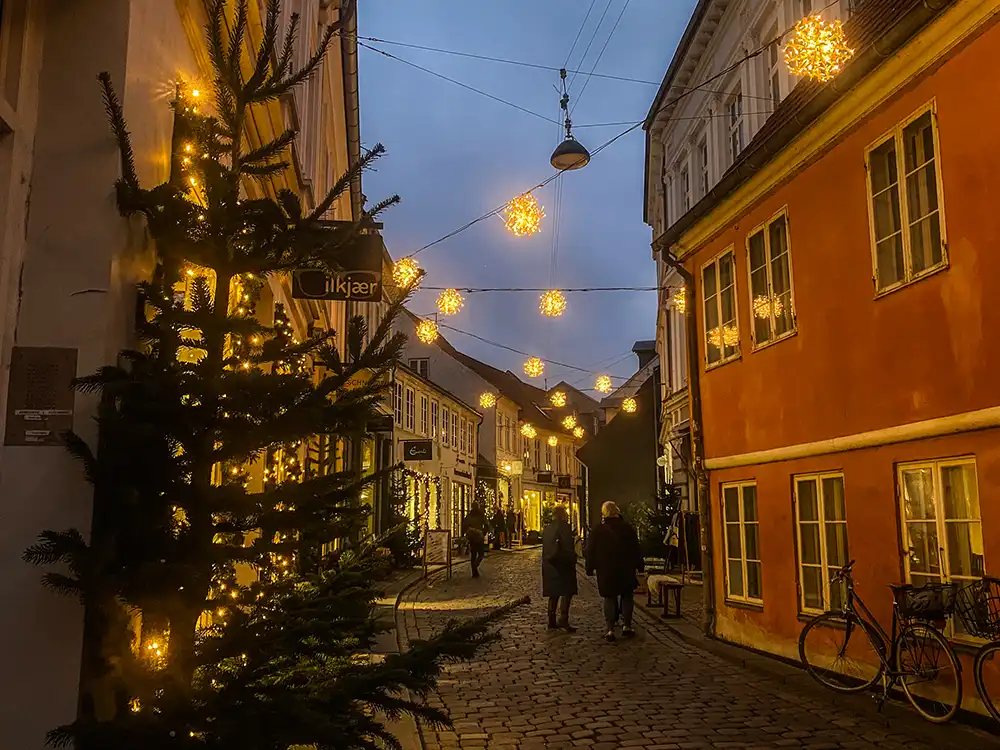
[954,577,1000,723]
[799,560,963,723]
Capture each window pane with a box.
[902,112,935,174]
[797,479,819,521]
[946,522,985,578]
[825,523,849,568]
[905,521,941,577]
[744,523,760,561]
[829,580,847,611]
[742,485,758,522]
[870,139,898,194]
[908,212,942,274]
[702,262,718,298]
[728,560,745,597]
[822,476,846,521]
[901,468,936,520]
[941,464,980,520]
[800,523,821,565]
[802,566,823,610]
[724,486,741,521]
[875,233,905,290]
[872,186,902,242]
[726,523,743,558]
[747,561,762,599]
[748,231,767,273]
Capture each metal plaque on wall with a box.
[4,347,78,446]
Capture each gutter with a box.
[337,0,362,220]
[653,0,954,257]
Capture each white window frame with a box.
[701,247,741,369]
[727,86,745,165]
[431,401,439,439]
[766,35,781,111]
[898,456,984,638]
[452,412,458,452]
[722,481,762,605]
[460,416,467,453]
[697,137,709,197]
[468,422,476,457]
[745,208,797,350]
[794,472,849,615]
[404,388,415,432]
[679,159,691,213]
[408,357,429,379]
[419,395,429,435]
[441,407,450,446]
[393,382,403,426]
[864,101,948,296]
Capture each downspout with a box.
[661,176,715,638]
[336,0,362,220]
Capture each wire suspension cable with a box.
[571,0,632,116]
[564,0,600,68]
[568,0,615,92]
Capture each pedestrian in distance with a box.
[491,506,507,550]
[585,500,644,642]
[542,505,578,632]
[461,502,489,578]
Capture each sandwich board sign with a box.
[423,529,452,579]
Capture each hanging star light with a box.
[503,192,545,237]
[672,286,687,314]
[595,375,612,393]
[436,288,464,316]
[752,295,785,320]
[547,435,559,447]
[573,426,585,439]
[622,397,638,414]
[783,15,855,83]
[524,357,545,378]
[539,289,568,317]
[520,423,537,439]
[393,257,421,288]
[562,415,577,430]
[480,392,497,408]
[416,319,439,344]
[550,391,567,408]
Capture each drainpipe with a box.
[661,177,715,638]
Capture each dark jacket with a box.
[541,519,578,597]
[585,515,644,597]
[461,509,488,544]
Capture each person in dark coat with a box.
[585,501,644,642]
[505,508,517,548]
[461,503,488,578]
[542,506,578,632]
[491,507,507,550]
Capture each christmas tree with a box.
[25,1,494,747]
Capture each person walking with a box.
[491,506,507,550]
[461,502,488,578]
[542,506,578,632]
[585,501,644,642]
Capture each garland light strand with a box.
[524,357,545,378]
[539,289,568,317]
[622,397,638,414]
[550,391,567,408]
[479,392,497,408]
[783,15,854,83]
[672,287,687,314]
[436,288,464,316]
[595,375,613,393]
[520,423,537,439]
[562,415,577,429]
[393,257,421,288]
[503,192,545,237]
[547,435,559,447]
[416,319,439,344]
[573,426,585,439]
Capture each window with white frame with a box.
[419,395,429,435]
[899,458,984,634]
[393,383,403,425]
[766,34,781,111]
[697,137,709,197]
[545,442,552,470]
[746,211,796,347]
[431,401,439,439]
[664,174,673,229]
[702,249,740,367]
[469,422,476,456]
[865,106,946,293]
[441,407,450,446]
[404,388,415,431]
[728,86,745,164]
[534,438,541,469]
[680,161,691,212]
[504,416,511,452]
[452,413,458,451]
[497,412,503,448]
[460,416,467,453]
[795,473,849,613]
[408,358,429,379]
[723,482,762,603]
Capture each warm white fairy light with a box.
[520,423,537,439]
[416,319,439,344]
[550,391,567,407]
[622,397,637,414]
[707,325,740,348]
[393,257,421,288]
[503,192,545,237]
[595,375,612,393]
[752,295,784,320]
[783,15,855,83]
[539,290,568,317]
[573,426,585,439]
[436,288,464,316]
[562,415,577,429]
[673,287,687,314]
[524,357,545,378]
[480,392,497,408]
[547,435,559,447]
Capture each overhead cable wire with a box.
[568,0,615,92]
[576,109,779,128]
[564,0,600,68]
[571,0,632,116]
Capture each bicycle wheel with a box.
[799,612,885,693]
[895,622,962,723]
[974,640,1000,723]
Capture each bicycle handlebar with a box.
[830,559,857,584]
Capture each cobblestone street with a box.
[397,549,999,750]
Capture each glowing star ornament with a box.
[622,397,638,414]
[562,415,577,430]
[503,192,545,237]
[480,392,497,408]
[595,375,613,393]
[547,435,559,447]
[520,423,537,439]
[416,319,439,344]
[524,357,545,378]
[673,287,687,314]
[539,290,568,317]
[708,325,740,349]
[393,257,421,288]
[436,288,464,316]
[573,426,585,439]
[752,295,785,320]
[550,391,567,408]
[783,15,855,83]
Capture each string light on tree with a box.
[622,397,638,414]
[503,192,545,237]
[595,375,613,393]
[479,392,497,408]
[573,426,585,439]
[524,357,545,378]
[393,257,421,288]
[672,287,687,314]
[783,15,855,83]
[550,391,567,407]
[416,318,439,344]
[539,289,567,317]
[520,423,537,439]
[436,288,464,316]
[547,435,559,447]
[562,415,577,430]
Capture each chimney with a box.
[632,339,657,369]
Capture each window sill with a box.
[750,328,798,354]
[724,598,764,612]
[873,261,949,300]
[796,610,844,625]
[704,353,742,373]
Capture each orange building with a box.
[650,0,1000,713]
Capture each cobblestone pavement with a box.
[398,549,999,750]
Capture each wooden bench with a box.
[646,574,684,619]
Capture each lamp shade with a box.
[550,136,590,171]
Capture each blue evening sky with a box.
[358,1,695,389]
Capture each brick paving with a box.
[397,549,1000,750]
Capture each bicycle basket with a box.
[893,583,957,621]
[954,578,1000,639]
